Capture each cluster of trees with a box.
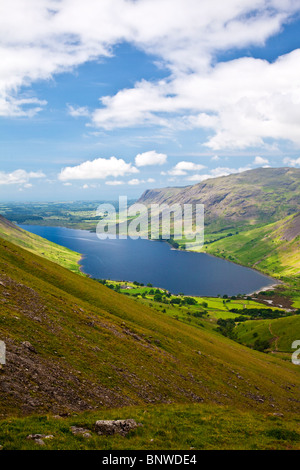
[229,307,288,319]
[6,212,44,224]
[253,339,270,352]
[216,318,237,339]
[216,318,271,352]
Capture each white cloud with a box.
[105,180,124,186]
[254,156,269,165]
[0,169,45,185]
[147,178,155,183]
[135,150,167,167]
[128,178,144,185]
[168,161,206,176]
[0,0,299,123]
[58,156,139,181]
[283,156,300,167]
[186,174,212,182]
[186,165,252,182]
[67,105,90,117]
[92,49,300,150]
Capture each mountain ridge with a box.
[138,167,300,225]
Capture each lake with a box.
[20,224,276,296]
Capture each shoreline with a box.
[246,281,283,297]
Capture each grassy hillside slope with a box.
[204,212,300,278]
[236,315,300,354]
[0,236,299,421]
[0,215,81,274]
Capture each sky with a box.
[1,0,300,201]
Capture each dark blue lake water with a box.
[20,225,275,296]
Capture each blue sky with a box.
[1,0,300,201]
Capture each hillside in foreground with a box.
[0,217,299,449]
[0,235,299,418]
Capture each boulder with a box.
[22,341,37,353]
[70,426,92,438]
[95,419,138,436]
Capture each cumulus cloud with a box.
[1,0,299,127]
[58,156,139,181]
[135,150,167,167]
[283,156,300,167]
[186,165,251,182]
[168,161,206,176]
[254,156,269,165]
[253,156,270,168]
[0,169,45,185]
[92,49,300,150]
[128,178,144,185]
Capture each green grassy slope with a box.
[236,315,300,354]
[0,215,81,274]
[0,236,299,421]
[204,212,300,278]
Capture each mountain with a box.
[0,229,299,420]
[138,167,300,227]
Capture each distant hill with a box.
[138,167,300,226]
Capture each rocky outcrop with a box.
[95,419,138,436]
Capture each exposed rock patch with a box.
[95,419,138,436]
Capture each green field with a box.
[104,280,288,327]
